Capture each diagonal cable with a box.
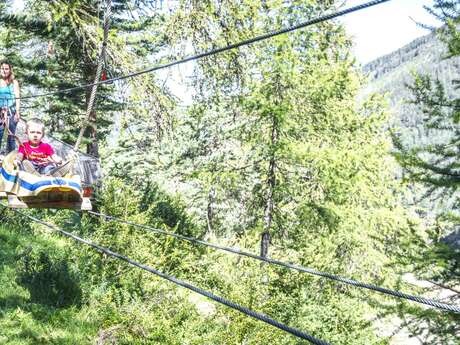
[87,210,460,314]
[17,0,392,100]
[10,208,330,345]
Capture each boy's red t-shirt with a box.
[19,142,54,166]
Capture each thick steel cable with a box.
[87,211,460,314]
[74,0,112,151]
[10,209,330,345]
[16,0,391,101]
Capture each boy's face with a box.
[27,124,44,146]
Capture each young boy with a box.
[14,118,62,175]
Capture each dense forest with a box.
[0,1,458,344]
[363,30,460,148]
[363,28,460,241]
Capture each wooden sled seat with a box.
[0,152,92,210]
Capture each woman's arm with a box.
[13,80,20,121]
[14,152,24,167]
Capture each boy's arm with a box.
[46,144,62,165]
[51,153,63,165]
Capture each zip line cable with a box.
[16,0,391,101]
[87,210,460,314]
[10,209,331,345]
[3,2,456,338]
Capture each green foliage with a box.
[0,222,98,345]
[394,73,460,196]
[428,1,460,57]
[16,247,83,308]
[0,0,173,154]
[392,1,460,343]
[0,0,440,344]
[101,0,425,343]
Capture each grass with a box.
[0,224,98,345]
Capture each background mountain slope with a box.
[362,32,460,147]
[362,31,460,247]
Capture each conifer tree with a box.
[113,1,421,342]
[394,0,460,202]
[0,0,170,155]
[392,1,459,343]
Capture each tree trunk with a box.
[206,187,216,234]
[261,115,277,257]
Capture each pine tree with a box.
[0,0,171,155]
[392,1,460,343]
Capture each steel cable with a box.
[11,208,330,345]
[15,0,391,101]
[87,210,460,314]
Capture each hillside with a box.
[362,32,460,148]
[362,32,460,248]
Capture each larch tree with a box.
[392,1,460,343]
[116,1,423,343]
[0,0,171,156]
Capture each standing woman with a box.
[0,61,20,153]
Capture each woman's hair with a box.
[0,61,15,83]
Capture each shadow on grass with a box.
[16,248,83,309]
[0,229,23,263]
[0,226,97,344]
[0,294,27,311]
[0,225,83,309]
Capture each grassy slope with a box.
[0,210,386,345]
[0,225,97,345]
[0,221,243,345]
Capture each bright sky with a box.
[341,0,439,63]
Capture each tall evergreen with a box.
[107,1,420,342]
[0,0,170,155]
[392,1,460,343]
[394,1,460,201]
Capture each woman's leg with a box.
[6,112,17,153]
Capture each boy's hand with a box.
[50,155,63,165]
[13,159,21,168]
